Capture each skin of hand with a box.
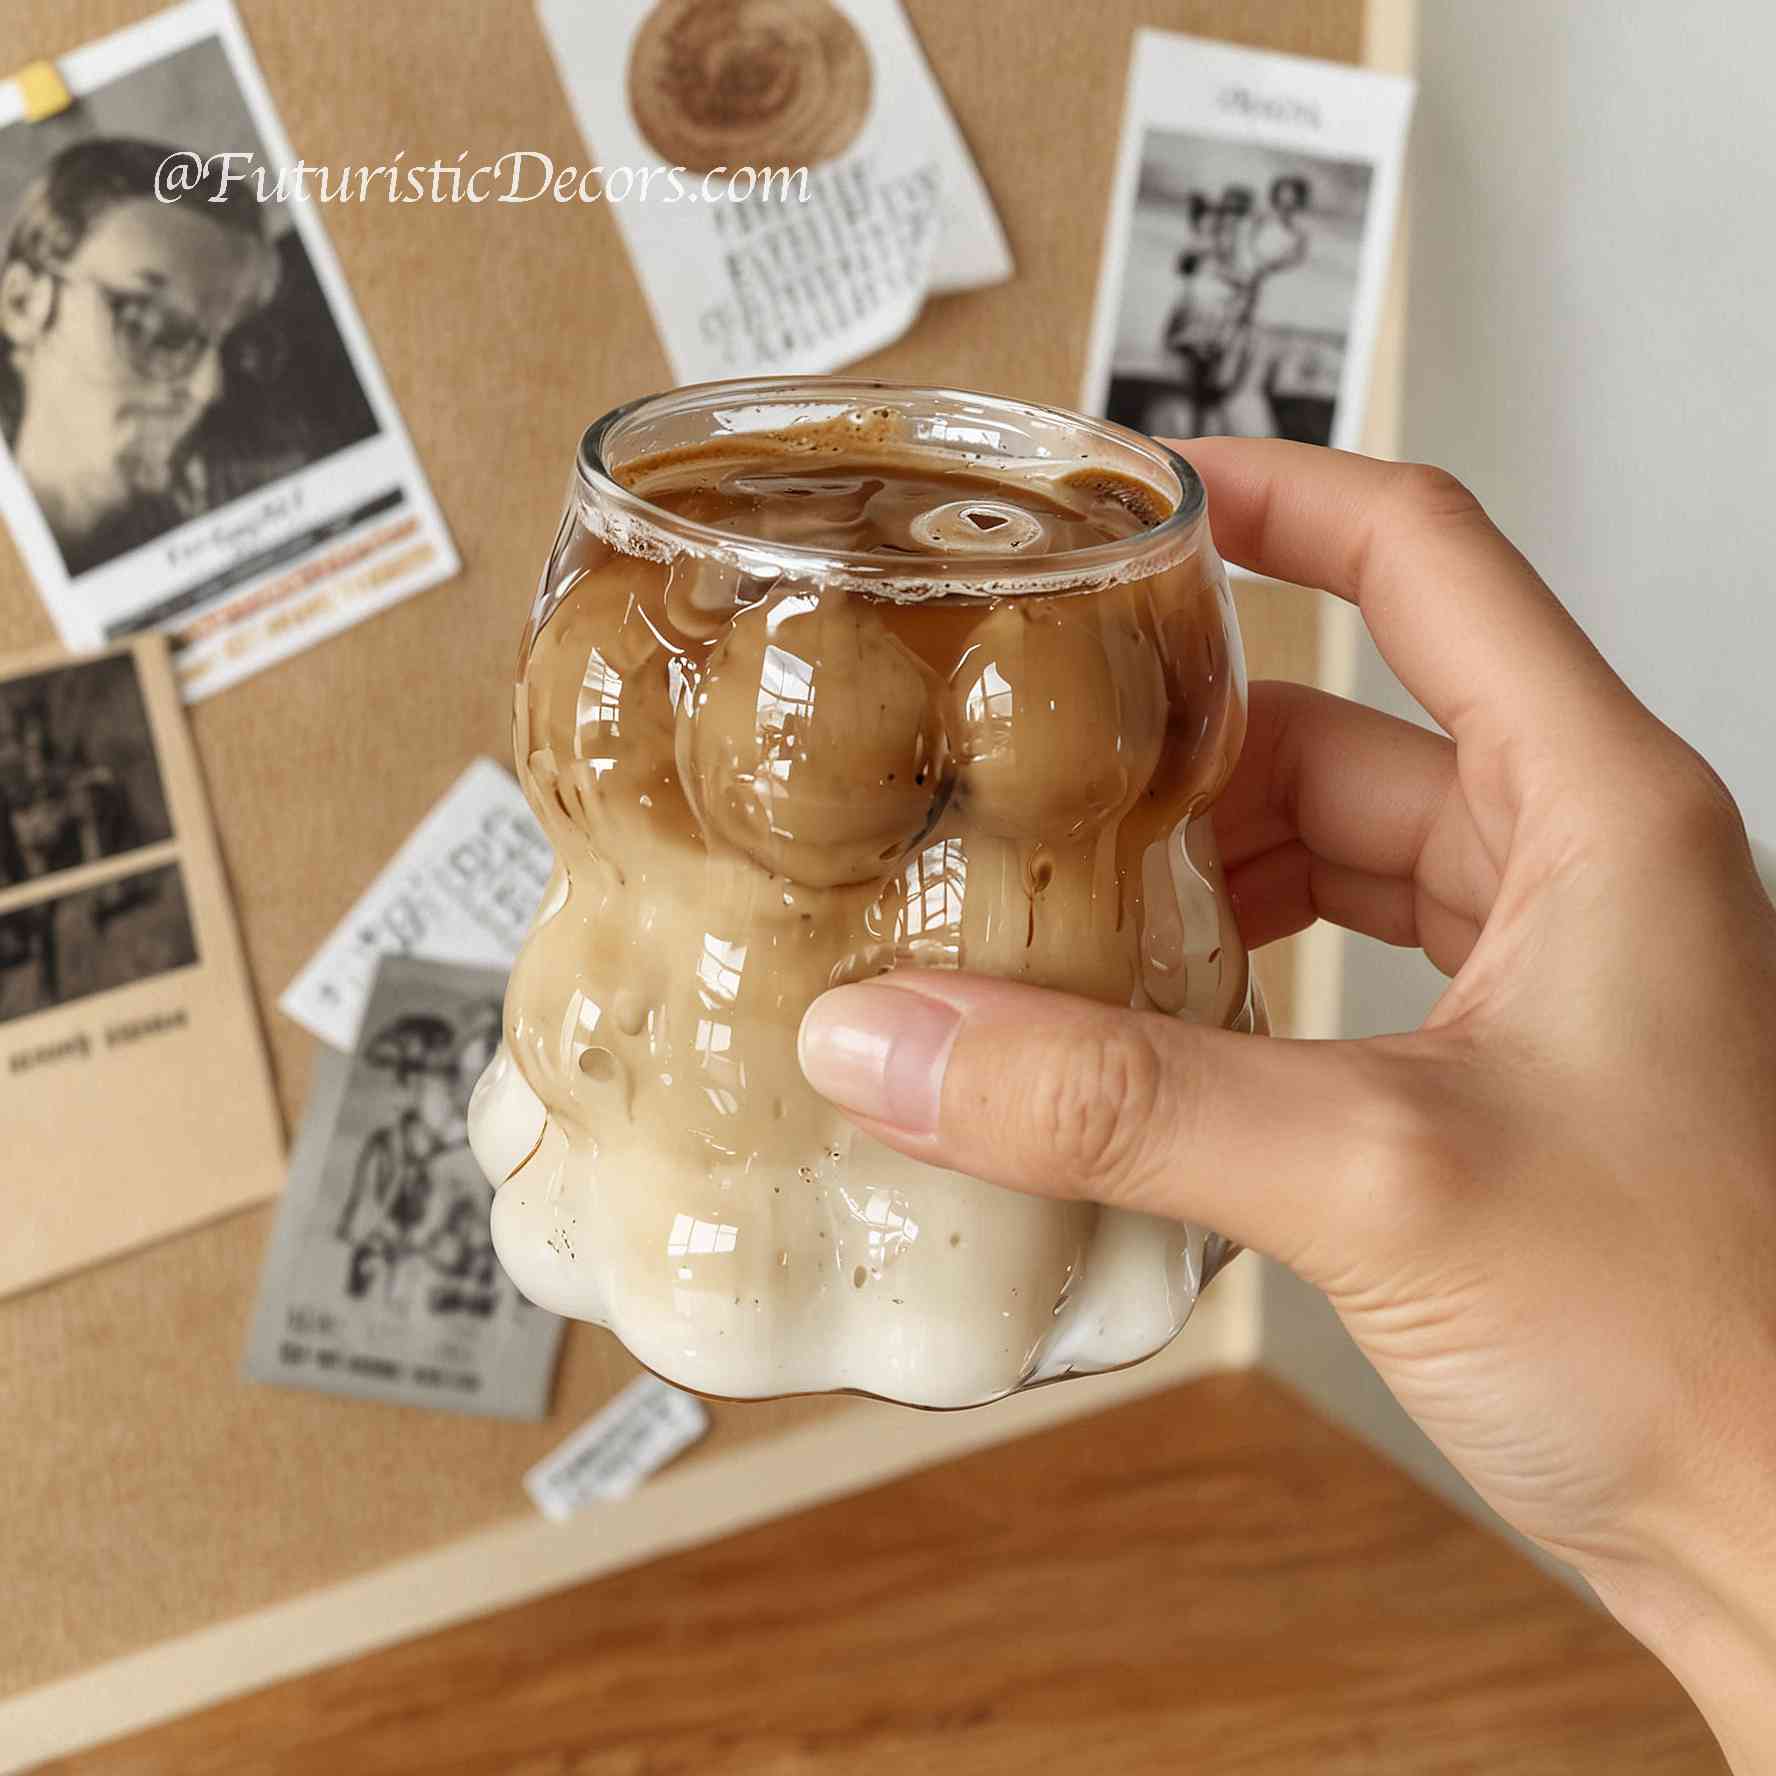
[796,439,1776,1770]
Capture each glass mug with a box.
[468,378,1264,1409]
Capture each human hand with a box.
[796,439,1776,1769]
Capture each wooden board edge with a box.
[0,1266,1260,1770]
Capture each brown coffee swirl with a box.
[626,0,873,174]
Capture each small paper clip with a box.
[15,61,73,123]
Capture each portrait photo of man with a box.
[0,14,456,702]
[0,138,279,575]
[0,34,382,584]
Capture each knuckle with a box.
[1344,463,1488,598]
[1653,742,1747,846]
[1022,1019,1168,1197]
[1388,460,1484,525]
[1590,733,1750,860]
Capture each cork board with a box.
[0,0,1359,1700]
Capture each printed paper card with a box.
[524,1377,710,1520]
[537,0,1014,380]
[279,758,551,1054]
[0,635,284,1299]
[1083,32,1415,457]
[0,0,459,699]
[245,954,565,1418]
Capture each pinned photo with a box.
[0,0,458,699]
[1083,32,1414,456]
[538,0,1013,382]
[245,954,566,1419]
[0,648,193,1024]
[0,648,172,887]
[0,636,284,1301]
[0,860,196,1026]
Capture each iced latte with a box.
[469,380,1261,1408]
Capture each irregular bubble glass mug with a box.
[468,378,1265,1409]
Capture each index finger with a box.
[1173,437,1643,753]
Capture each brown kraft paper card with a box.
[0,633,283,1298]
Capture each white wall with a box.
[1262,0,1774,1592]
[1343,0,1776,1042]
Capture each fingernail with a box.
[797,982,962,1136]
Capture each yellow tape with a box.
[15,61,73,122]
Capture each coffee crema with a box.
[470,399,1259,1409]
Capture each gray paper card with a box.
[245,955,563,1418]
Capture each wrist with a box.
[1583,1500,1776,1772]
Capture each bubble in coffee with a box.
[469,394,1260,1409]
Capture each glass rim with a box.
[573,376,1208,597]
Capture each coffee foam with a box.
[584,419,1194,600]
[907,498,1049,554]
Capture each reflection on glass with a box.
[667,1214,739,1259]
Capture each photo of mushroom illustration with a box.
[337,1003,505,1318]
[625,0,873,174]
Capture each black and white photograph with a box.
[0,40,378,579]
[1082,30,1414,458]
[0,649,172,893]
[244,954,565,1419]
[0,0,457,700]
[1102,134,1373,445]
[0,859,197,1025]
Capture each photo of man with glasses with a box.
[0,137,279,575]
[0,15,453,701]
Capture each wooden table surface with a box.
[48,1372,1723,1775]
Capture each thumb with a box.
[797,970,1404,1269]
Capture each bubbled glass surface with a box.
[469,379,1262,1409]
